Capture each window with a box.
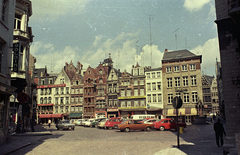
[134,100,139,107]
[109,99,113,106]
[166,66,172,73]
[192,92,198,103]
[146,73,150,78]
[168,94,173,104]
[127,89,131,96]
[191,76,197,86]
[99,69,102,75]
[98,88,104,95]
[55,97,58,105]
[157,82,161,90]
[124,81,127,86]
[184,93,189,103]
[79,97,83,103]
[71,88,74,94]
[152,94,157,102]
[44,97,47,104]
[134,79,138,86]
[127,101,131,107]
[40,89,43,95]
[134,89,138,96]
[60,97,64,104]
[55,107,58,113]
[147,94,151,103]
[140,79,144,85]
[66,97,69,104]
[60,106,63,112]
[40,97,43,104]
[56,88,59,94]
[48,88,51,95]
[176,92,181,98]
[147,83,151,91]
[157,94,162,102]
[113,84,117,92]
[108,84,112,93]
[121,90,125,96]
[41,79,45,85]
[175,77,180,87]
[121,101,125,107]
[49,78,53,84]
[183,76,188,86]
[182,65,188,71]
[152,72,155,78]
[152,82,156,90]
[99,78,103,83]
[80,88,83,93]
[174,66,179,72]
[66,87,69,94]
[167,78,172,88]
[157,72,161,78]
[190,64,196,70]
[140,100,145,106]
[61,87,64,94]
[114,99,117,106]
[75,97,79,103]
[2,0,8,22]
[140,89,144,96]
[48,97,51,103]
[60,78,65,84]
[66,106,69,112]
[71,97,74,103]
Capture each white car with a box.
[84,119,95,127]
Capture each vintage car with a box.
[154,118,186,131]
[84,119,95,127]
[116,119,154,132]
[91,118,106,127]
[105,117,122,129]
[56,120,75,130]
[143,119,158,125]
[97,118,109,129]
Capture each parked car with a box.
[143,119,158,125]
[116,119,154,132]
[105,117,122,129]
[154,118,186,131]
[84,119,95,127]
[81,119,89,126]
[97,118,109,129]
[91,118,106,127]
[56,120,75,130]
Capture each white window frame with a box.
[192,92,198,103]
[183,76,188,86]
[190,64,196,70]
[175,77,180,87]
[168,94,173,104]
[182,65,188,71]
[184,92,190,103]
[167,78,172,88]
[166,66,172,73]
[174,66,179,72]
[191,75,197,86]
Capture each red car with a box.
[105,117,122,129]
[154,118,186,131]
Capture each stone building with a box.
[0,0,17,145]
[107,68,121,117]
[118,64,146,118]
[211,78,219,115]
[215,0,240,153]
[201,75,214,115]
[145,67,163,119]
[162,49,202,125]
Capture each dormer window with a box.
[99,70,102,75]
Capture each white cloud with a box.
[190,37,220,76]
[31,0,90,21]
[183,0,211,12]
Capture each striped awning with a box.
[166,108,197,116]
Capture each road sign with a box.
[172,96,183,109]
[17,93,28,104]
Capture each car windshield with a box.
[62,121,70,124]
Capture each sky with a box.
[29,0,219,76]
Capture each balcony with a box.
[14,29,29,40]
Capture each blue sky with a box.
[29,0,219,76]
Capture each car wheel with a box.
[72,128,75,130]
[109,127,112,130]
[146,127,151,131]
[57,128,59,130]
[125,128,130,132]
[159,126,165,131]
[120,130,124,132]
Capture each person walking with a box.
[48,119,51,128]
[214,118,226,147]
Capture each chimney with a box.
[164,49,168,53]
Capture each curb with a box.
[2,142,31,155]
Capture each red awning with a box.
[38,114,63,118]
[39,114,52,118]
[51,114,63,118]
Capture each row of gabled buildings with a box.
[34,49,220,126]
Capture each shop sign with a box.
[107,109,118,112]
[12,42,20,72]
[118,106,146,110]
[37,84,66,89]
[96,97,105,100]
[0,86,6,92]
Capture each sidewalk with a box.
[0,124,52,155]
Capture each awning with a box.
[39,114,52,118]
[68,113,82,118]
[38,114,63,118]
[166,108,198,116]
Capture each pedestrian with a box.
[16,116,22,133]
[48,119,51,128]
[31,118,35,132]
[214,118,226,147]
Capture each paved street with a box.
[4,123,223,155]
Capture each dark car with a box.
[56,120,75,130]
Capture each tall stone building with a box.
[162,49,202,125]
[211,78,219,115]
[0,0,16,145]
[215,0,240,154]
[201,75,214,115]
[145,67,163,119]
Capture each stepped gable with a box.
[64,61,77,80]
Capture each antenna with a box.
[172,28,179,49]
[148,14,155,67]
[136,40,139,64]
[185,37,187,49]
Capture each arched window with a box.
[48,97,52,104]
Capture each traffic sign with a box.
[17,93,28,103]
[172,96,183,109]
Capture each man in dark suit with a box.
[214,118,226,147]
